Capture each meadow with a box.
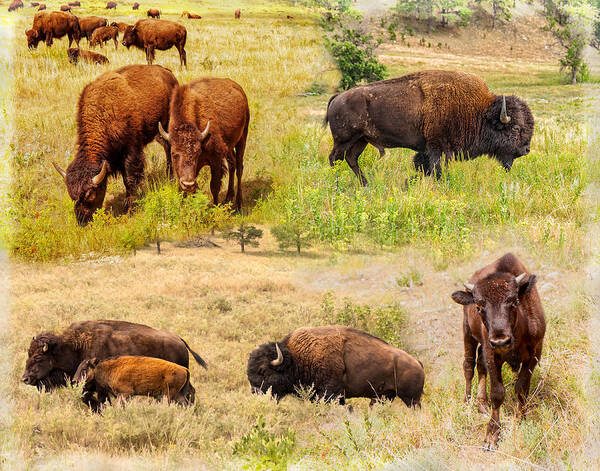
[1,0,600,469]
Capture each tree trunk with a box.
[296,238,301,254]
[156,239,161,255]
[241,238,245,253]
[571,67,577,84]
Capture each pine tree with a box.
[223,223,263,253]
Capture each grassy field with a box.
[1,0,600,469]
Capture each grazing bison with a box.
[122,19,187,66]
[68,47,109,64]
[451,253,546,450]
[22,319,207,392]
[52,65,178,225]
[234,8,240,19]
[37,3,45,9]
[105,1,116,8]
[132,2,139,9]
[157,78,249,210]
[74,356,195,410]
[247,325,424,406]
[60,5,71,12]
[90,24,119,49]
[110,21,130,33]
[26,11,81,49]
[79,15,107,42]
[147,8,159,18]
[324,70,534,186]
[8,0,23,11]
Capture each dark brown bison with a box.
[105,1,116,8]
[90,24,118,49]
[22,319,207,393]
[122,19,187,66]
[26,11,81,48]
[8,0,23,11]
[52,65,178,225]
[147,8,159,18]
[79,15,107,42]
[451,253,546,450]
[247,325,424,406]
[37,3,45,9]
[324,70,534,186]
[110,21,130,33]
[74,356,195,410]
[132,1,139,9]
[68,1,81,5]
[67,47,109,64]
[60,5,71,11]
[30,2,39,6]
[157,78,249,210]
[234,8,240,19]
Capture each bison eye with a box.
[512,125,521,133]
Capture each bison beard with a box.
[247,341,299,400]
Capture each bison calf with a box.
[451,253,546,450]
[74,356,196,411]
[90,25,118,49]
[68,48,108,64]
[247,325,424,407]
[79,16,107,42]
[122,19,187,66]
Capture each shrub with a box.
[223,223,263,253]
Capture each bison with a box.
[68,1,81,5]
[37,3,45,9]
[79,15,107,42]
[9,0,24,11]
[90,24,119,49]
[106,1,116,9]
[22,319,207,392]
[451,253,546,450]
[247,325,424,406]
[182,11,201,19]
[68,47,109,64]
[60,5,71,12]
[110,21,130,33]
[26,11,81,48]
[132,2,139,9]
[324,70,534,186]
[147,8,159,18]
[30,2,39,6]
[52,65,178,225]
[234,8,240,19]
[74,356,196,410]
[157,78,249,210]
[122,19,187,66]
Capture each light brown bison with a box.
[74,356,195,410]
[22,319,207,393]
[157,78,249,210]
[147,8,159,18]
[26,11,81,48]
[105,1,116,8]
[122,19,187,66]
[451,253,546,450]
[132,1,139,9]
[37,3,45,9]
[90,24,118,49]
[52,65,178,225]
[247,325,424,406]
[110,21,130,33]
[8,0,23,11]
[79,15,107,42]
[60,5,71,11]
[182,11,201,19]
[68,47,109,64]
[325,70,534,185]
[234,8,240,19]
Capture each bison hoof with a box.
[483,438,497,452]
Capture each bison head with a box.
[67,47,79,64]
[483,95,534,171]
[52,159,109,226]
[452,272,537,353]
[121,25,137,48]
[23,333,72,390]
[247,342,297,400]
[26,29,41,49]
[73,357,98,383]
[158,121,211,193]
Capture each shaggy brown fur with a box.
[161,78,250,210]
[105,1,116,8]
[8,0,23,11]
[147,8,160,18]
[68,47,109,64]
[26,11,81,49]
[122,19,187,66]
[79,16,107,42]
[74,356,195,410]
[53,65,177,225]
[452,253,546,450]
[90,24,119,49]
[110,21,130,33]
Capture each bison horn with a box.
[271,343,283,366]
[158,121,170,142]
[42,343,48,352]
[464,282,475,292]
[52,161,67,181]
[515,273,527,286]
[200,121,210,141]
[500,95,511,124]
[91,160,108,186]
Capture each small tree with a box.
[476,0,514,29]
[271,222,314,254]
[223,223,263,253]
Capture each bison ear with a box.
[517,273,536,296]
[451,290,474,306]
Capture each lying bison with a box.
[247,325,424,406]
[52,65,177,225]
[26,11,81,49]
[68,47,108,64]
[60,5,71,11]
[74,356,195,410]
[157,78,249,210]
[22,319,207,391]
[324,70,534,186]
[147,8,160,18]
[451,253,546,450]
[122,19,187,66]
[181,11,201,19]
[78,15,107,42]
[90,24,118,49]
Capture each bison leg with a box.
[328,141,347,167]
[178,44,187,67]
[123,150,145,213]
[45,32,53,47]
[155,134,173,179]
[476,345,489,413]
[344,138,368,186]
[209,162,224,205]
[224,152,236,205]
[463,334,477,402]
[234,133,247,211]
[113,37,118,50]
[484,356,504,451]
[515,343,542,416]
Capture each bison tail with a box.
[180,337,207,369]
[322,93,339,128]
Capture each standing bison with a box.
[78,16,107,42]
[247,325,424,406]
[147,8,160,18]
[451,253,546,450]
[324,70,534,186]
[8,0,24,12]
[105,1,116,8]
[90,24,119,49]
[26,11,81,49]
[52,65,178,225]
[22,319,207,391]
[122,19,187,66]
[157,78,249,210]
